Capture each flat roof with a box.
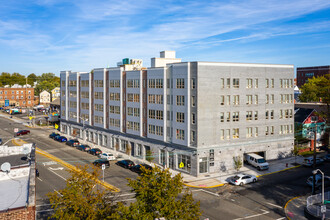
[0,154,29,168]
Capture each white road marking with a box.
[43,161,57,166]
[191,188,219,197]
[233,209,270,220]
[266,202,282,209]
[54,189,63,197]
[37,177,43,181]
[48,167,67,181]
[276,217,286,220]
[49,167,64,171]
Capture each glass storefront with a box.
[177,154,191,173]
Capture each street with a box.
[0,114,329,220]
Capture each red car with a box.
[16,130,30,136]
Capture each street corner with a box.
[183,178,226,189]
[284,196,305,220]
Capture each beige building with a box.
[51,87,60,101]
[39,90,51,105]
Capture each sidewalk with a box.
[284,196,308,220]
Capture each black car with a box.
[93,159,110,168]
[49,132,60,139]
[66,139,80,147]
[76,144,91,152]
[87,148,102,156]
[130,164,152,174]
[116,160,135,169]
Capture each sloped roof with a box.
[294,108,315,123]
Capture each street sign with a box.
[55,124,59,129]
[179,162,184,168]
[321,205,326,213]
[102,164,105,170]
[4,99,9,107]
[29,116,33,120]
[14,128,18,132]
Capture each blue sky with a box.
[1,0,330,76]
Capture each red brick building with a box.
[296,65,330,87]
[0,87,35,107]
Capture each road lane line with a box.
[48,167,67,181]
[37,177,43,181]
[233,209,270,220]
[54,189,63,196]
[266,202,282,209]
[276,217,285,220]
[200,189,220,197]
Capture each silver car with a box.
[229,174,257,186]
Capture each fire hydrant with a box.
[286,163,288,167]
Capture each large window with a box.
[246,78,253,88]
[233,78,239,88]
[127,107,140,117]
[177,154,191,172]
[232,128,239,139]
[148,94,163,104]
[110,80,120,88]
[81,91,89,98]
[81,80,89,87]
[127,121,140,131]
[81,102,89,110]
[148,110,163,120]
[127,93,140,102]
[110,105,120,114]
[110,93,120,101]
[94,80,103,87]
[127,79,140,88]
[176,95,185,106]
[176,78,185,89]
[176,112,185,123]
[94,92,103,99]
[110,118,120,127]
[176,129,185,140]
[94,116,103,124]
[148,125,163,136]
[95,104,103,112]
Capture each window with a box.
[148,110,163,120]
[191,130,196,143]
[148,94,163,104]
[191,96,196,107]
[81,80,89,87]
[176,112,185,123]
[127,121,140,131]
[176,78,185,89]
[220,78,224,88]
[270,94,274,104]
[246,78,253,88]
[69,90,77,98]
[266,79,269,88]
[226,78,230,88]
[226,112,230,122]
[61,80,65,87]
[110,105,120,114]
[69,80,77,87]
[254,95,258,104]
[176,129,185,140]
[156,79,163,88]
[254,111,258,120]
[233,78,239,88]
[95,104,103,112]
[81,91,89,99]
[271,79,274,88]
[226,129,230,140]
[127,79,140,88]
[191,78,196,89]
[233,128,239,139]
[127,107,139,117]
[254,127,258,137]
[148,79,155,88]
[177,154,191,172]
[81,103,89,110]
[246,95,252,105]
[266,94,269,104]
[226,95,230,105]
[127,93,140,102]
[94,116,104,124]
[176,95,185,106]
[270,126,274,135]
[110,118,120,127]
[232,112,239,122]
[246,111,252,120]
[94,80,103,87]
[191,113,196,124]
[233,95,239,105]
[280,79,283,88]
[110,80,120,88]
[110,93,120,101]
[220,129,224,140]
[220,96,225,105]
[270,110,274,119]
[265,110,269,119]
[69,101,77,108]
[220,112,224,122]
[265,126,269,136]
[94,92,103,99]
[246,127,252,138]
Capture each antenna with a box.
[1,162,11,173]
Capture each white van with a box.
[245,153,269,170]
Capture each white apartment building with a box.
[60,51,294,177]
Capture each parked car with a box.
[92,159,110,168]
[317,145,329,152]
[0,138,2,145]
[76,145,91,152]
[323,154,330,162]
[99,153,116,161]
[87,148,102,156]
[130,164,153,174]
[244,153,269,170]
[306,174,330,188]
[229,174,258,186]
[116,160,135,169]
[55,136,67,142]
[66,139,80,147]
[49,132,60,139]
[302,157,324,167]
[16,130,30,136]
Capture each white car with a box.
[229,174,257,186]
[98,153,116,161]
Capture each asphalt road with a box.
[1,114,329,220]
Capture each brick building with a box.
[0,87,35,107]
[296,65,330,87]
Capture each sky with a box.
[1,0,330,76]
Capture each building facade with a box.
[51,87,60,101]
[60,51,295,177]
[0,87,34,107]
[296,65,330,87]
[39,90,51,105]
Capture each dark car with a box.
[317,145,329,152]
[87,148,102,156]
[324,154,330,162]
[76,145,91,152]
[16,130,30,136]
[55,136,67,142]
[49,132,60,139]
[130,164,152,174]
[92,159,110,168]
[116,160,135,169]
[66,139,80,147]
[0,138,2,145]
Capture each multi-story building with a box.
[51,87,60,101]
[39,90,51,105]
[296,65,330,87]
[0,87,34,107]
[60,51,294,177]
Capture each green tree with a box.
[299,74,330,121]
[10,72,26,85]
[233,156,243,173]
[0,72,12,86]
[112,166,201,220]
[47,165,118,220]
[145,150,154,162]
[27,73,37,86]
[34,73,60,96]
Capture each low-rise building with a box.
[39,90,51,106]
[0,87,34,107]
[51,87,60,101]
[297,65,330,87]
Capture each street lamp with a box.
[312,169,324,205]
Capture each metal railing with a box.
[306,191,330,217]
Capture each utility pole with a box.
[312,122,317,195]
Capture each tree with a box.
[145,150,154,162]
[299,74,330,122]
[47,165,118,220]
[111,166,201,220]
[27,73,37,86]
[0,72,12,86]
[233,156,242,173]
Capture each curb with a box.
[256,165,301,178]
[183,182,226,188]
[284,196,301,220]
[12,139,120,192]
